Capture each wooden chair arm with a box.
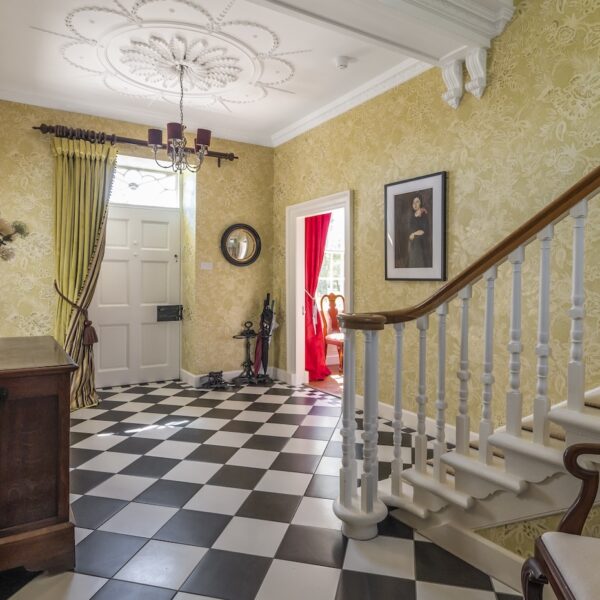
[558,443,600,536]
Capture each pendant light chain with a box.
[146,62,212,173]
[179,66,185,131]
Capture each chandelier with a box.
[147,65,211,173]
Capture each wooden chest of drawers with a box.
[0,336,77,572]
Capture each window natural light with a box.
[317,208,345,298]
[111,155,179,209]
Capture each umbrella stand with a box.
[254,294,275,385]
[232,321,258,386]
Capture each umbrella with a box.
[254,293,275,377]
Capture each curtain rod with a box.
[33,123,238,167]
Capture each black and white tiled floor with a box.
[5,381,521,600]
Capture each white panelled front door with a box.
[91,204,181,387]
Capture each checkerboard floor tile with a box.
[5,380,522,600]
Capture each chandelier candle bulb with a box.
[147,128,163,147]
[196,128,211,148]
[167,122,183,141]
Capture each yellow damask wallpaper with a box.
[0,100,274,374]
[478,505,600,558]
[272,0,600,431]
[184,138,274,375]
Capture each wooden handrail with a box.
[340,165,600,330]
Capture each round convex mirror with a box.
[220,224,261,266]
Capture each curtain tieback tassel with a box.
[305,289,319,332]
[54,281,98,346]
[82,320,99,346]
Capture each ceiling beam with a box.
[245,0,514,65]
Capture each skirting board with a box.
[180,367,295,388]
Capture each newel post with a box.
[391,322,405,496]
[333,325,387,540]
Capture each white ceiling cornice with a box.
[271,59,431,147]
[393,0,516,41]
[0,85,274,147]
[0,0,515,146]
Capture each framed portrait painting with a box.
[384,171,447,281]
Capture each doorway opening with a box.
[308,207,346,395]
[90,155,186,388]
[285,191,352,396]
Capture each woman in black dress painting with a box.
[408,195,431,268]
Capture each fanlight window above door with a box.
[111,155,179,209]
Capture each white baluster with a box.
[456,286,472,455]
[533,225,554,444]
[391,323,405,496]
[361,329,380,513]
[506,247,525,437]
[415,316,429,473]
[434,304,448,483]
[568,200,588,412]
[479,267,497,464]
[339,328,357,507]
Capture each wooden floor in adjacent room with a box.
[309,373,343,397]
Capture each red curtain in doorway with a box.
[305,212,332,381]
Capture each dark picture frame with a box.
[384,171,447,281]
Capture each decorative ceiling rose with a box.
[120,34,243,92]
[47,0,305,111]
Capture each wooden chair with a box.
[522,443,600,600]
[320,293,345,374]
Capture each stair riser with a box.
[393,472,583,532]
[413,487,450,512]
[454,470,506,499]
[502,450,561,481]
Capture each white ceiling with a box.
[0,0,513,147]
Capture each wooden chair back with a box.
[320,293,345,338]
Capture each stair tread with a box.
[402,466,473,509]
[441,450,526,493]
[416,393,600,487]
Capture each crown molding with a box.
[394,0,515,42]
[0,86,273,148]
[0,59,431,149]
[271,58,431,147]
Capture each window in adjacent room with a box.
[317,207,345,298]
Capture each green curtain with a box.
[53,138,118,410]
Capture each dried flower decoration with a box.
[0,217,30,261]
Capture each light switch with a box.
[200,262,213,270]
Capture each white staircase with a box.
[333,167,600,555]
